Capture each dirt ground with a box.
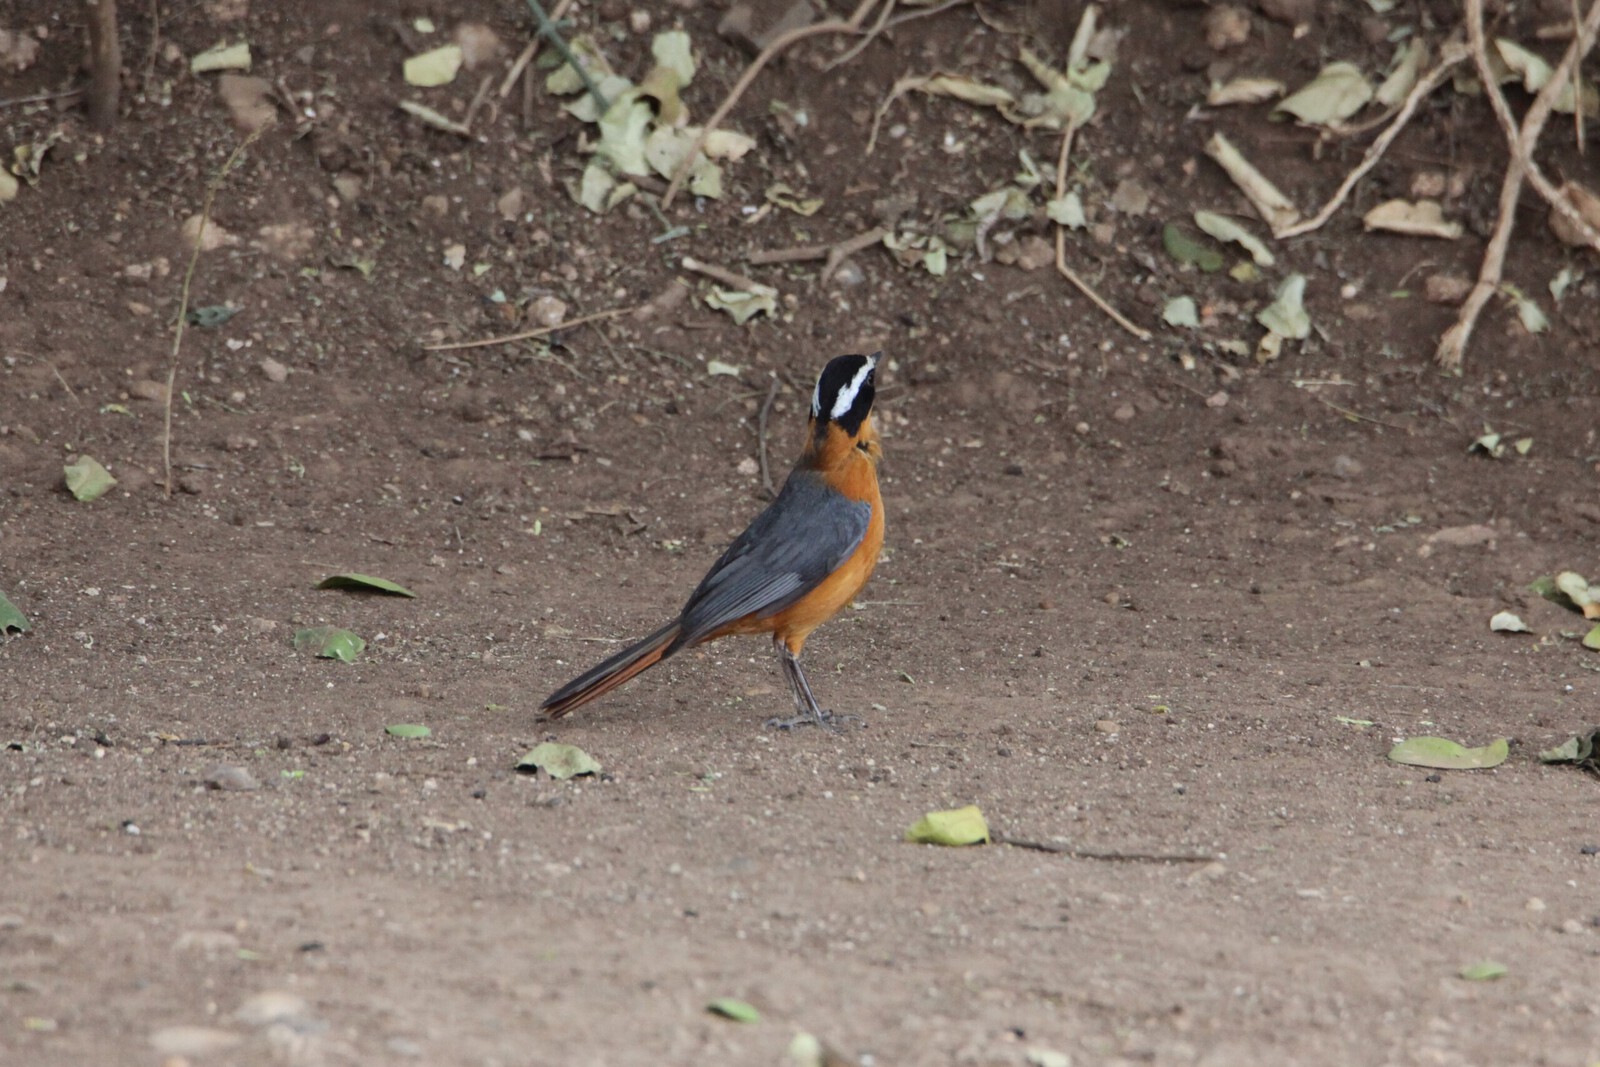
[3,1,1600,1064]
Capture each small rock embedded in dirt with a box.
[257,221,316,260]
[454,22,502,68]
[496,187,525,221]
[259,357,289,383]
[149,1025,244,1057]
[1112,403,1135,422]
[182,214,239,253]
[1205,390,1230,409]
[178,474,206,496]
[234,990,312,1027]
[128,379,170,403]
[1110,179,1151,216]
[1014,235,1054,272]
[204,764,260,792]
[223,434,259,451]
[528,295,568,327]
[1424,274,1472,305]
[1094,719,1120,734]
[1331,454,1363,479]
[1420,524,1497,557]
[217,73,274,133]
[829,260,865,287]
[1202,5,1251,50]
[735,456,760,476]
[331,173,363,202]
[174,929,242,954]
[422,194,449,217]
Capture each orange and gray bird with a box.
[540,352,886,728]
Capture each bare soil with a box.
[3,2,1600,1065]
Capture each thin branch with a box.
[756,377,781,499]
[662,0,883,207]
[499,0,577,98]
[420,306,635,352]
[1440,0,1600,370]
[523,0,609,116]
[164,126,267,498]
[1052,126,1151,342]
[1277,38,1469,239]
[994,834,1220,864]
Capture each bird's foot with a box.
[764,708,863,733]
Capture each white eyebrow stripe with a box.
[828,356,877,420]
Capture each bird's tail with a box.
[540,621,681,719]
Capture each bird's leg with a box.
[765,639,858,731]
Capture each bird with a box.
[541,352,886,728]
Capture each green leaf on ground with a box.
[1585,624,1600,651]
[905,804,990,846]
[1161,224,1223,272]
[1538,730,1593,764]
[317,573,417,597]
[516,741,601,779]
[1276,61,1373,126]
[1194,210,1275,267]
[1163,296,1199,328]
[1387,736,1508,770]
[64,456,117,501]
[384,723,432,739]
[403,44,463,87]
[0,588,29,634]
[292,625,366,662]
[706,998,760,1023]
[1257,273,1311,340]
[1459,960,1508,981]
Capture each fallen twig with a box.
[748,225,888,279]
[995,833,1219,864]
[1278,38,1469,239]
[662,0,883,207]
[164,126,268,498]
[1439,0,1600,370]
[499,0,577,98]
[681,256,763,291]
[756,377,781,498]
[421,306,635,352]
[1052,127,1152,341]
[1307,392,1414,433]
[523,0,609,116]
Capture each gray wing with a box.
[675,469,870,647]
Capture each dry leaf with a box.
[1362,199,1463,239]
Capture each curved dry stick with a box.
[662,0,882,207]
[1440,0,1600,370]
[1052,127,1151,342]
[1278,39,1469,239]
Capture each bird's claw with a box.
[763,708,862,733]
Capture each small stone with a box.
[496,187,525,221]
[1424,274,1472,305]
[259,358,289,383]
[1561,918,1586,935]
[223,434,259,452]
[1112,403,1135,422]
[217,73,274,133]
[177,474,206,496]
[174,930,242,954]
[1109,179,1151,216]
[234,990,310,1027]
[735,456,760,476]
[1014,235,1054,271]
[1331,454,1363,479]
[1203,4,1250,50]
[149,1026,244,1057]
[454,23,502,68]
[1094,719,1120,734]
[203,764,260,792]
[129,379,170,403]
[828,260,865,287]
[422,194,449,217]
[528,295,568,327]
[181,214,238,253]
[331,172,363,202]
[1205,390,1230,409]
[628,9,652,33]
[1525,897,1546,912]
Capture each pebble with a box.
[1525,897,1546,912]
[735,456,760,476]
[1094,720,1120,734]
[234,990,310,1027]
[1561,918,1586,935]
[203,764,260,792]
[259,358,288,383]
[528,294,568,327]
[149,1026,243,1057]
